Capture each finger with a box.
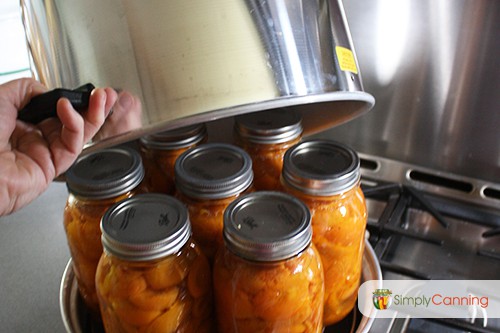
[82,88,106,142]
[0,78,47,146]
[51,97,84,175]
[104,87,118,117]
[82,88,117,143]
[0,78,47,110]
[57,98,84,146]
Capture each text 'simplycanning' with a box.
[359,280,500,319]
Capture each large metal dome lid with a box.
[21,0,374,153]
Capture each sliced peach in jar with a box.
[101,308,138,333]
[73,257,97,292]
[79,221,104,260]
[145,301,185,333]
[289,323,307,333]
[128,286,179,311]
[112,301,162,327]
[144,258,187,290]
[291,298,313,323]
[96,262,115,298]
[252,287,303,321]
[274,269,309,292]
[108,267,148,299]
[238,268,269,294]
[233,290,255,319]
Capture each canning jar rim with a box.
[100,193,192,261]
[139,123,207,150]
[282,139,361,196]
[65,147,144,199]
[234,109,303,144]
[174,143,254,199]
[223,191,312,262]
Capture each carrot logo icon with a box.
[373,289,392,310]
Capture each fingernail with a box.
[91,88,107,104]
[117,92,133,109]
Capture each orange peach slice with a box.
[128,287,179,311]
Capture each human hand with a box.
[0,78,118,216]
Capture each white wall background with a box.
[0,0,31,84]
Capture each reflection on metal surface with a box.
[373,0,410,86]
[59,241,382,333]
[315,0,500,183]
[20,0,374,151]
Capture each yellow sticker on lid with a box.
[335,46,358,74]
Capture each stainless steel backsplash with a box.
[313,0,499,183]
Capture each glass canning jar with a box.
[139,124,207,194]
[96,194,213,333]
[63,147,145,315]
[281,140,367,325]
[234,109,302,191]
[174,143,254,261]
[213,191,324,333]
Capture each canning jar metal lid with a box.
[282,140,360,196]
[139,124,207,150]
[100,194,191,261]
[65,147,144,199]
[234,109,303,144]
[174,143,253,199]
[223,191,312,262]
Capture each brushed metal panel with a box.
[314,0,500,183]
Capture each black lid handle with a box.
[17,83,95,124]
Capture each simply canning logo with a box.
[373,289,392,310]
[388,292,488,308]
[359,280,500,319]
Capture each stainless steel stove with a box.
[357,153,500,333]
